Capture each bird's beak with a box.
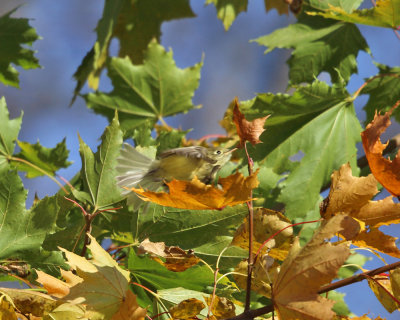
[225,148,237,154]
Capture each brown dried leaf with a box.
[132,171,259,210]
[321,163,378,220]
[361,102,400,196]
[232,97,270,147]
[231,208,293,260]
[169,298,205,319]
[273,215,351,320]
[138,239,200,272]
[204,295,235,319]
[323,163,400,257]
[353,228,400,258]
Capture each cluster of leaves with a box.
[1,0,400,319]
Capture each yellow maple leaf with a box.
[273,215,351,320]
[132,171,259,210]
[308,0,400,29]
[169,298,205,319]
[233,256,279,298]
[59,235,146,320]
[231,208,293,260]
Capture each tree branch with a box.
[223,260,400,320]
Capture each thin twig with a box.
[352,73,400,100]
[244,142,254,311]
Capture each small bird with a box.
[116,143,234,206]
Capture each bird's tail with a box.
[116,143,161,207]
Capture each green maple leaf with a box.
[240,81,362,219]
[206,0,248,30]
[84,41,202,136]
[308,0,400,29]
[128,250,230,311]
[72,0,194,103]
[78,113,123,210]
[0,8,40,87]
[128,204,247,266]
[360,64,400,124]
[0,171,65,272]
[0,97,23,173]
[308,0,363,13]
[12,139,72,178]
[253,13,369,84]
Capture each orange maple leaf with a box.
[131,171,259,210]
[361,101,400,196]
[232,97,270,147]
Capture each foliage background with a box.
[0,0,400,318]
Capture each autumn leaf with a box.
[273,215,351,320]
[232,97,270,147]
[322,163,400,257]
[361,101,400,196]
[59,234,146,320]
[204,295,236,319]
[368,275,400,313]
[234,255,279,298]
[131,171,259,210]
[231,208,293,260]
[308,0,400,29]
[0,291,17,320]
[169,298,205,319]
[138,238,200,272]
[0,288,58,318]
[36,269,82,299]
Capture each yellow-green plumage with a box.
[116,143,233,207]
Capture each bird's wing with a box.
[160,146,212,161]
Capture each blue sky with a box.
[1,0,400,318]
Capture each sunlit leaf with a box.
[361,104,400,196]
[132,171,259,210]
[273,215,351,319]
[240,81,361,219]
[78,112,123,209]
[0,97,22,173]
[253,13,369,84]
[308,0,400,29]
[60,235,146,319]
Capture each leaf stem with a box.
[351,73,400,101]
[244,142,254,311]
[10,156,69,194]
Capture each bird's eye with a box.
[215,150,222,155]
